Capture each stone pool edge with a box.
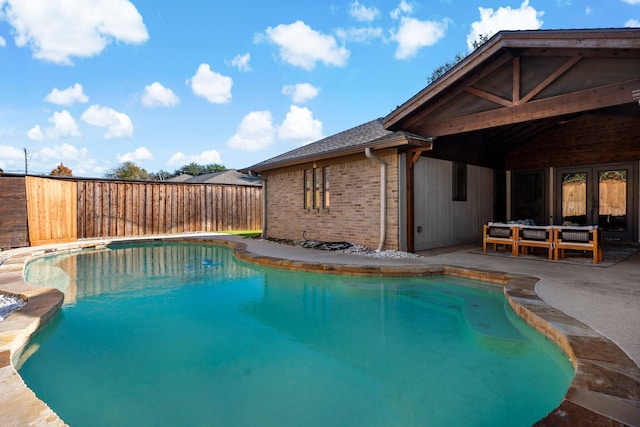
[0,237,638,427]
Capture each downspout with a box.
[261,175,267,235]
[365,147,386,252]
[250,170,267,235]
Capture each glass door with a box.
[559,170,590,226]
[596,167,631,241]
[556,164,635,241]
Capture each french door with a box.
[555,163,636,242]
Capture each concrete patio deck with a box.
[0,234,639,426]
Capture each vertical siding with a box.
[413,157,493,250]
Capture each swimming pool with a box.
[20,242,573,426]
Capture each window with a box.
[314,168,322,208]
[452,162,467,201]
[324,167,330,207]
[304,166,330,209]
[304,169,313,209]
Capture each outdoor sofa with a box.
[482,223,602,264]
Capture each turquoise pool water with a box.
[20,242,573,427]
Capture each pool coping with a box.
[1,237,639,427]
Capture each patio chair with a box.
[554,226,603,264]
[483,222,518,256]
[517,225,555,260]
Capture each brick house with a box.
[245,28,640,252]
[244,119,432,250]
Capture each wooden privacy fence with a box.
[0,175,262,248]
[76,179,262,239]
[26,176,78,245]
[0,176,29,249]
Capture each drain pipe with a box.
[260,175,267,235]
[250,171,267,235]
[365,147,386,252]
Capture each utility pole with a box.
[23,147,28,175]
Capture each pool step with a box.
[398,291,527,349]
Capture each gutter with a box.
[365,147,386,252]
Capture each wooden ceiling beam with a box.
[400,53,514,129]
[513,56,520,105]
[413,77,640,137]
[464,87,512,107]
[520,56,582,104]
[463,55,582,108]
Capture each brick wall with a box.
[263,150,400,250]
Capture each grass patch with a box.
[224,230,262,238]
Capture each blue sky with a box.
[1,0,639,177]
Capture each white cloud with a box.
[32,143,101,176]
[626,19,640,27]
[1,0,148,65]
[167,149,223,168]
[0,143,100,175]
[391,17,448,59]
[349,1,380,22]
[0,36,5,47]
[226,111,275,152]
[230,53,251,72]
[622,0,640,4]
[46,110,81,139]
[277,105,323,145]
[585,6,592,15]
[81,105,133,139]
[187,64,233,104]
[335,26,384,43]
[44,83,88,106]
[257,21,350,70]
[27,124,44,141]
[141,82,180,107]
[36,143,84,162]
[117,147,153,163]
[282,83,320,104]
[390,0,414,19]
[467,0,544,51]
[0,145,24,171]
[0,145,23,159]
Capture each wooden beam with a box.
[405,152,415,253]
[399,54,515,130]
[465,86,512,107]
[520,56,582,104]
[513,56,520,105]
[464,56,581,107]
[412,77,640,137]
[407,146,433,166]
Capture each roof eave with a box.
[383,32,505,130]
[243,135,431,173]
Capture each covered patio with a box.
[384,28,640,251]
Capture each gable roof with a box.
[166,173,194,182]
[384,28,640,135]
[166,169,262,186]
[382,28,640,169]
[244,118,431,172]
